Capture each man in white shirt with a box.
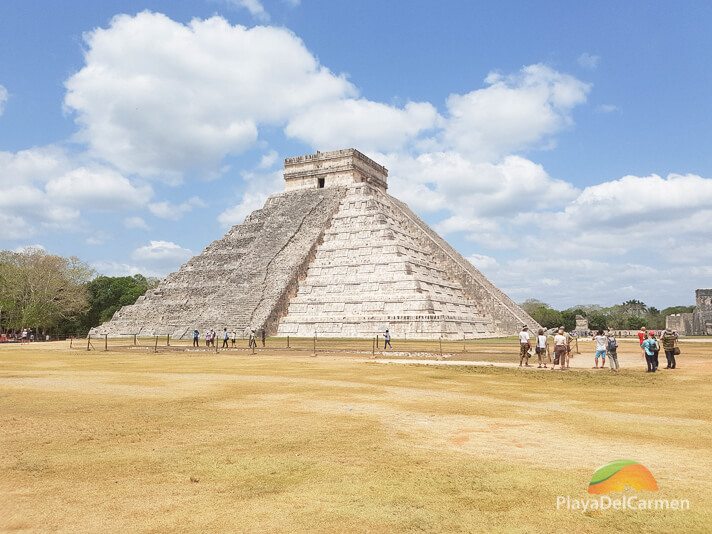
[519,326,531,367]
[593,329,607,369]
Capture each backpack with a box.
[607,337,618,351]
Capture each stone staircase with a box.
[90,187,347,338]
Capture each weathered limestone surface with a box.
[665,289,712,335]
[92,149,539,339]
[91,187,346,338]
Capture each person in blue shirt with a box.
[642,332,660,372]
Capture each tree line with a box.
[1,249,696,337]
[0,249,158,336]
[520,299,695,331]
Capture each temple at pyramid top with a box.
[284,148,388,193]
[91,148,539,340]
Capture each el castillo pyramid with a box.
[91,149,538,339]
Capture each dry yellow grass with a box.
[1,338,711,533]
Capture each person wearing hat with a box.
[642,331,660,372]
[552,328,568,370]
[637,326,647,359]
[518,325,531,367]
[660,328,679,369]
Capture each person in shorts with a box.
[593,329,607,369]
[535,328,548,368]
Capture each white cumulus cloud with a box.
[226,0,270,21]
[131,240,192,275]
[148,196,206,220]
[442,64,590,161]
[286,99,441,152]
[64,12,354,178]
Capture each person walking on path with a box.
[593,329,607,369]
[222,328,229,348]
[606,331,620,371]
[231,331,237,347]
[660,328,679,369]
[552,328,567,370]
[518,326,531,367]
[384,329,392,350]
[638,327,647,358]
[192,329,200,347]
[642,331,659,372]
[535,328,548,368]
[261,329,266,348]
[248,329,257,349]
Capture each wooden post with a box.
[287,335,290,349]
[104,334,108,352]
[70,336,73,349]
[154,336,158,353]
[133,334,137,346]
[167,334,170,347]
[87,335,91,351]
[376,334,379,349]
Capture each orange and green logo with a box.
[588,460,658,494]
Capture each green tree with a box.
[0,249,92,333]
[520,300,564,329]
[661,305,695,316]
[78,275,158,333]
[561,308,586,331]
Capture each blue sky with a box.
[1,0,711,309]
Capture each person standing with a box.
[248,329,257,349]
[192,329,200,347]
[231,331,237,347]
[535,329,548,368]
[660,328,679,369]
[222,328,229,348]
[606,331,620,371]
[552,328,567,370]
[642,332,659,372]
[637,326,647,358]
[384,329,392,350]
[593,329,607,369]
[204,329,211,347]
[518,326,531,367]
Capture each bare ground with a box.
[1,338,710,533]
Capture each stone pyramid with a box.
[91,149,538,339]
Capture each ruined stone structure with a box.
[91,149,539,339]
[574,315,590,335]
[665,289,712,335]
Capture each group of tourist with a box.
[191,328,265,349]
[518,325,681,372]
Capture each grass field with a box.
[1,338,711,533]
